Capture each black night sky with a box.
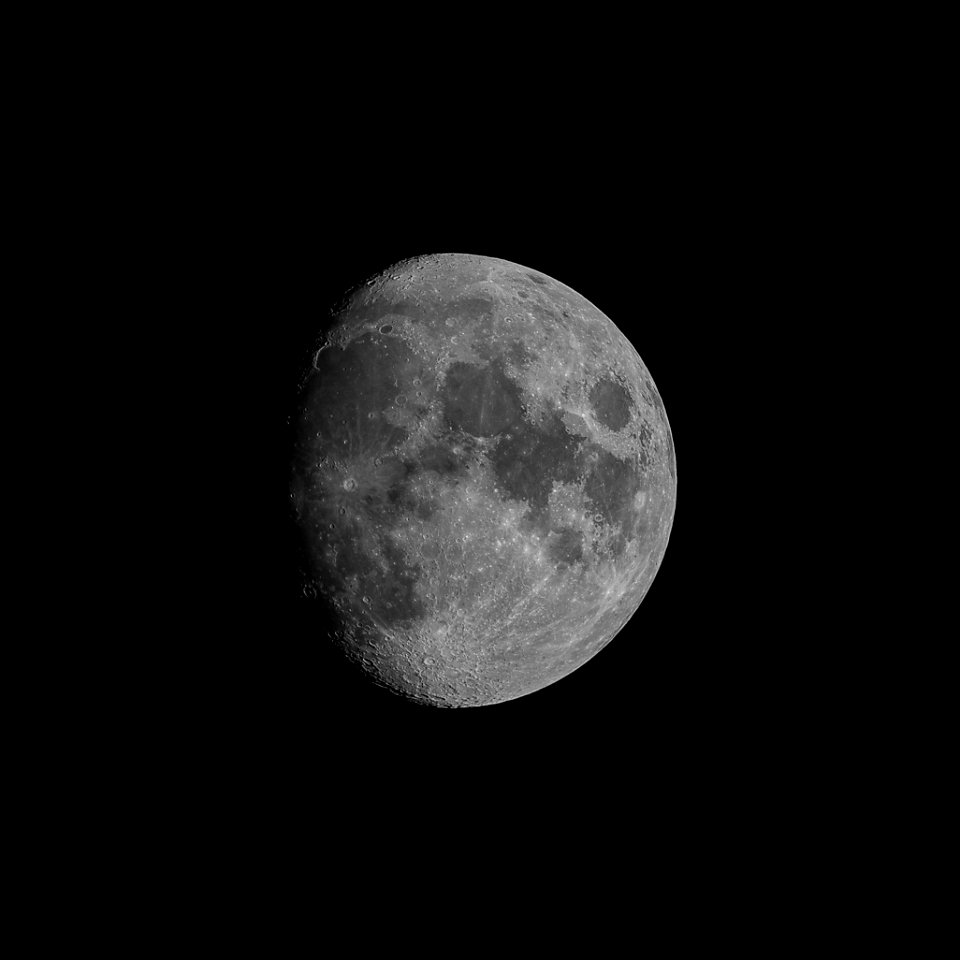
[200,144,784,784]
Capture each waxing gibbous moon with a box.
[290,253,676,706]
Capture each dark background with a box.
[55,35,872,889]
[57,27,890,922]
[206,170,775,779]
[181,122,803,798]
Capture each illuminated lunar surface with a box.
[290,253,676,706]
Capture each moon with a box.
[290,253,676,706]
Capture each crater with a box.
[589,376,633,431]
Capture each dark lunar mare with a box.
[440,360,523,437]
[292,333,438,629]
[582,447,642,534]
[491,410,581,526]
[589,376,634,431]
[303,334,412,453]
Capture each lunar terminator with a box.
[290,253,676,706]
